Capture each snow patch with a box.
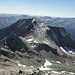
[17,61,26,67]
[22,65,26,67]
[18,63,22,67]
[60,47,68,54]
[56,61,61,64]
[39,66,52,71]
[60,47,70,56]
[30,66,34,68]
[44,59,52,68]
[31,45,36,48]
[51,71,61,74]
[27,38,33,42]
[69,72,75,74]
[69,51,75,55]
[39,59,52,71]
[60,47,75,57]
[34,40,38,43]
[61,71,65,73]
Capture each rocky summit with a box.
[0,18,75,75]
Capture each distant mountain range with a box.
[0,17,75,74]
[0,14,75,38]
[0,14,32,29]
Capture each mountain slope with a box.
[0,18,75,74]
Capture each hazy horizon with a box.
[0,0,75,18]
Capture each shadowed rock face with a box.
[5,33,25,52]
[0,18,75,67]
[35,43,58,56]
[47,26,75,49]
[0,18,34,39]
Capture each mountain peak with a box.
[32,17,41,23]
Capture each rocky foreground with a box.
[0,69,75,75]
[0,65,75,75]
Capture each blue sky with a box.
[0,0,75,17]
